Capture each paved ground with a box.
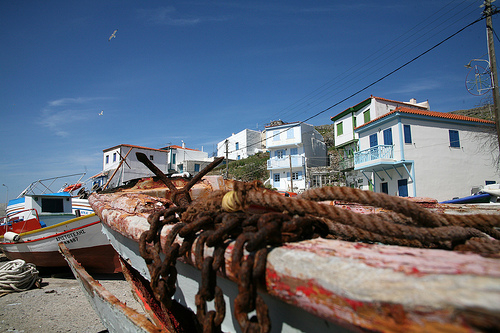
[0,255,145,333]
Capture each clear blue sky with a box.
[0,0,498,200]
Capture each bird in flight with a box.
[108,29,118,41]
[99,110,104,116]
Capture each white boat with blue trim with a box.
[0,174,121,273]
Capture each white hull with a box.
[0,214,120,273]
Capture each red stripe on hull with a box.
[2,244,121,274]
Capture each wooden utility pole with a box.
[289,153,293,192]
[484,0,500,151]
[225,139,229,179]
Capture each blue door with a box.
[398,179,408,197]
[369,134,378,147]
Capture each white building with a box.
[266,121,327,192]
[353,106,499,201]
[92,143,213,189]
[217,129,263,160]
[331,96,430,188]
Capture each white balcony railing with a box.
[354,145,394,165]
[267,155,305,170]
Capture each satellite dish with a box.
[465,64,493,96]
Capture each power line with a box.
[264,0,479,124]
[223,12,489,158]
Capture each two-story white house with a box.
[217,129,264,160]
[92,143,213,189]
[266,121,327,192]
[353,106,499,201]
[331,96,430,188]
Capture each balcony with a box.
[267,155,305,170]
[339,156,354,171]
[354,145,394,166]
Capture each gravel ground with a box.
[0,255,146,333]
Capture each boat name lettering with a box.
[56,229,85,242]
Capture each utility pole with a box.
[484,0,500,151]
[225,139,229,179]
[289,153,293,192]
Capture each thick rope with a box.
[0,260,41,295]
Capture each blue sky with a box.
[0,0,498,199]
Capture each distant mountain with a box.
[450,104,495,121]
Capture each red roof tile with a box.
[355,106,494,130]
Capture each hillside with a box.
[450,104,495,121]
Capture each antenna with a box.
[465,59,493,96]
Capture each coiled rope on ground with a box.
[0,259,41,295]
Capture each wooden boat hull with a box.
[0,214,121,273]
[58,243,167,333]
[88,179,500,332]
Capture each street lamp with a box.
[2,184,8,205]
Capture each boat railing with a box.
[2,208,42,234]
[17,172,87,198]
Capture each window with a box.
[113,153,117,162]
[290,147,298,155]
[149,155,154,161]
[449,130,460,148]
[178,164,183,172]
[403,125,412,144]
[105,155,109,164]
[287,128,294,139]
[41,198,64,213]
[353,116,357,128]
[363,110,371,123]
[237,155,241,160]
[288,171,302,180]
[172,153,176,164]
[369,133,378,147]
[336,122,343,136]
[235,142,239,150]
[275,150,284,158]
[383,128,393,145]
[274,173,280,183]
[194,164,200,172]
[273,130,280,141]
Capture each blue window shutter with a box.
[449,130,460,148]
[369,134,378,147]
[403,125,412,144]
[383,128,392,145]
[298,171,302,179]
[290,147,298,155]
[287,172,290,179]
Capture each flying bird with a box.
[99,110,104,116]
[108,29,118,41]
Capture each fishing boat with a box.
[0,174,121,273]
[78,154,500,332]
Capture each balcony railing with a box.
[354,145,394,165]
[267,155,305,170]
[339,156,354,171]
